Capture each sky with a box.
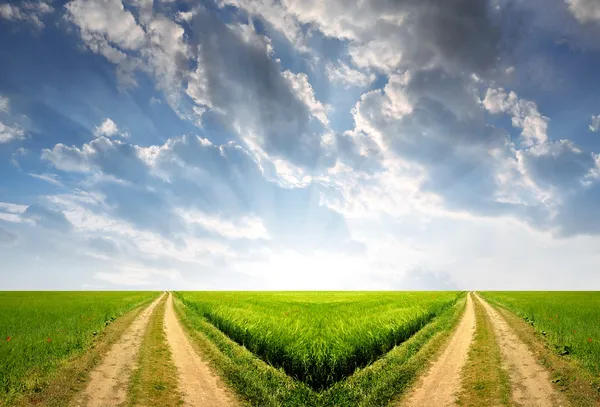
[1,0,600,290]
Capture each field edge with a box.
[5,294,159,407]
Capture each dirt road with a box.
[476,294,565,407]
[164,292,237,407]
[402,293,476,407]
[73,293,164,407]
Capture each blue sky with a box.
[1,0,600,290]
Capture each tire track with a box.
[73,293,164,407]
[402,292,476,407]
[476,294,566,407]
[164,292,237,407]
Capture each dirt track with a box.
[73,294,164,407]
[71,291,566,407]
[164,292,237,407]
[402,293,476,407]
[476,294,565,407]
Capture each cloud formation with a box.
[3,0,600,289]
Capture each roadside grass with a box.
[480,292,600,407]
[127,294,183,407]
[173,292,466,406]
[457,295,510,407]
[176,291,461,391]
[5,294,156,407]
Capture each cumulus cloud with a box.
[65,0,145,51]
[43,138,151,189]
[0,1,53,28]
[566,0,600,24]
[0,95,8,112]
[0,121,25,143]
[483,87,549,146]
[65,0,189,104]
[282,70,329,126]
[352,68,519,215]
[186,11,334,170]
[43,134,358,251]
[229,0,507,77]
[517,140,595,191]
[94,118,125,137]
[590,114,600,132]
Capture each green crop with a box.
[176,291,461,390]
[480,292,600,376]
[0,291,158,401]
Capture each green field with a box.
[0,291,158,402]
[176,291,462,391]
[480,292,600,376]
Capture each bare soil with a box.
[164,292,238,407]
[72,293,164,407]
[402,292,476,407]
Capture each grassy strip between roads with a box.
[482,297,600,407]
[457,295,510,407]
[127,294,183,407]
[6,297,155,407]
[176,292,460,391]
[173,292,467,407]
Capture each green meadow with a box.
[0,291,158,402]
[174,291,466,406]
[480,292,600,376]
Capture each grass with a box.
[174,291,466,406]
[0,291,158,404]
[176,291,460,391]
[457,295,510,407]
[127,294,183,407]
[480,292,600,407]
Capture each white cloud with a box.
[29,173,63,186]
[94,118,124,137]
[218,0,305,48]
[0,202,27,214]
[566,0,600,24]
[178,209,270,240]
[0,121,25,143]
[0,1,53,28]
[590,114,600,132]
[483,87,548,146]
[325,62,375,88]
[65,0,145,51]
[0,95,8,112]
[0,202,28,223]
[282,70,329,126]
